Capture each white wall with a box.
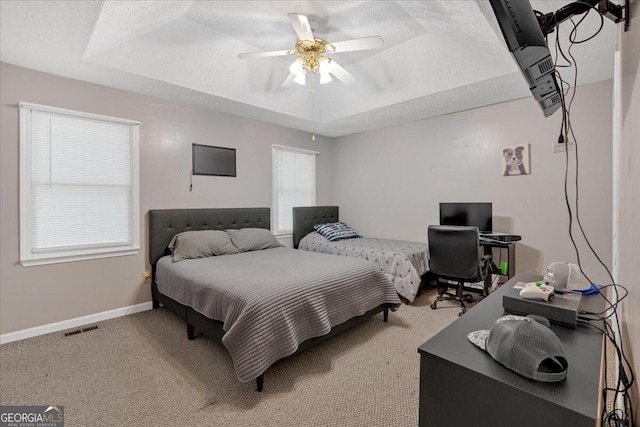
[0,62,333,335]
[617,8,640,416]
[333,80,613,284]
[0,60,619,343]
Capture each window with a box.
[272,145,317,235]
[19,102,140,266]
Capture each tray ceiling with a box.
[0,1,616,137]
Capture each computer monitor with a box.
[439,202,493,233]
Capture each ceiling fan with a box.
[238,13,384,87]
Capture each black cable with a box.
[580,287,626,318]
[602,319,636,426]
[566,11,613,285]
[579,316,615,424]
[580,282,635,427]
[556,5,618,331]
[577,317,636,426]
[550,7,634,426]
[555,110,580,266]
[553,21,574,69]
[568,2,605,44]
[564,21,631,421]
[555,75,583,285]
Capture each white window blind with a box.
[19,102,140,266]
[272,145,317,235]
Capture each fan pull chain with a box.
[311,78,316,141]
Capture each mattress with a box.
[155,247,400,382]
[298,232,428,302]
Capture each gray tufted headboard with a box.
[149,208,271,265]
[292,206,339,249]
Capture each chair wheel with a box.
[458,312,464,316]
[430,302,437,310]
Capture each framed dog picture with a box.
[501,144,530,176]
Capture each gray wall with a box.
[0,61,618,341]
[333,80,614,285]
[0,62,334,335]
[618,12,640,417]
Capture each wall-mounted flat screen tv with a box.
[192,144,236,177]
[439,202,493,233]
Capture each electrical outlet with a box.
[553,141,575,153]
[143,271,151,283]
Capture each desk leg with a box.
[508,244,516,280]
[483,245,493,257]
[485,244,517,281]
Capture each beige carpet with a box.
[0,289,616,426]
[0,288,467,427]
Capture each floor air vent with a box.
[64,325,99,337]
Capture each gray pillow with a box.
[225,228,283,252]
[168,230,239,262]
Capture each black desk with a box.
[418,274,605,427]
[480,239,517,280]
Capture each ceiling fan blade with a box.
[328,36,384,53]
[238,49,293,59]
[288,13,314,41]
[329,60,358,87]
[281,73,296,88]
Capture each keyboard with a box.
[479,236,503,244]
[480,233,522,242]
[479,236,513,247]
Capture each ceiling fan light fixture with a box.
[238,13,383,88]
[293,72,306,85]
[319,57,332,74]
[289,59,304,76]
[319,57,332,84]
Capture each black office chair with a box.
[427,225,495,316]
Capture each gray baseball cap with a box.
[467,315,568,382]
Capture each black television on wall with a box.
[192,144,236,177]
[439,202,493,233]
[488,0,562,117]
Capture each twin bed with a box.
[149,208,400,391]
[293,206,429,302]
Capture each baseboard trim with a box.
[0,301,153,345]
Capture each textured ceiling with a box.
[0,1,617,137]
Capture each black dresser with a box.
[418,274,605,427]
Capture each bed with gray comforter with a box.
[293,206,428,302]
[156,247,400,383]
[149,207,400,391]
[298,232,428,302]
